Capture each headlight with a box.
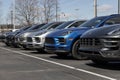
[108,29,120,35]
[21,32,31,37]
[61,31,73,36]
[19,37,26,42]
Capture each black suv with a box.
[79,23,120,64]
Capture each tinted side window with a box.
[32,24,45,30]
[69,21,85,28]
[104,17,120,26]
[47,23,62,30]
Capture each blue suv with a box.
[44,14,120,59]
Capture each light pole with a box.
[11,10,13,27]
[118,0,120,14]
[94,0,97,17]
[55,0,58,21]
[61,12,66,21]
[12,0,15,30]
[75,9,79,19]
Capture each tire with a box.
[12,44,20,48]
[72,39,87,60]
[5,43,10,46]
[56,53,69,57]
[91,59,108,64]
[22,45,29,50]
[36,49,45,53]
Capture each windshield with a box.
[29,24,46,30]
[22,26,31,31]
[46,22,63,30]
[39,23,54,30]
[79,16,107,28]
[55,21,73,29]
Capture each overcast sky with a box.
[2,0,118,23]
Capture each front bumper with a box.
[45,44,70,53]
[26,42,34,49]
[44,37,72,53]
[26,42,44,49]
[79,37,120,60]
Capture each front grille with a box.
[34,37,40,43]
[80,38,101,46]
[45,38,55,44]
[27,37,32,42]
[101,38,120,50]
[19,37,25,42]
[45,46,55,50]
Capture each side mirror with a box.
[50,28,54,30]
[91,26,94,28]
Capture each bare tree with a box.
[0,0,2,24]
[40,0,59,23]
[15,0,41,26]
[0,0,3,32]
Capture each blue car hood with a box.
[46,27,90,37]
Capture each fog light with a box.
[101,48,109,51]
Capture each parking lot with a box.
[0,42,120,80]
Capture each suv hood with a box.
[46,27,90,37]
[26,29,58,37]
[81,24,120,38]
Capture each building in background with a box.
[0,24,22,33]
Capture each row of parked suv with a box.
[3,14,120,64]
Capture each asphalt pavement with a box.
[0,42,120,80]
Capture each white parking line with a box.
[0,47,116,80]
[5,69,57,73]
